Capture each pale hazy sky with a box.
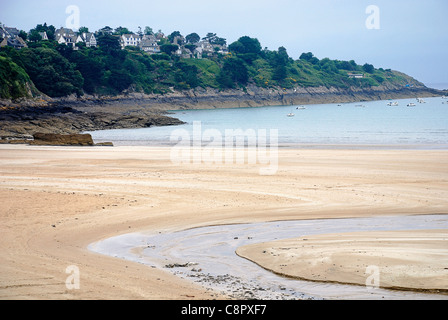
[1,0,447,88]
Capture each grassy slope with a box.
[0,56,33,99]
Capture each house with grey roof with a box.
[139,35,160,54]
[4,27,20,38]
[76,32,97,47]
[0,26,8,39]
[0,25,27,49]
[55,27,77,48]
[0,36,27,50]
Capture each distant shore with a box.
[0,85,444,139]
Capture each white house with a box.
[76,32,97,47]
[55,27,76,48]
[39,32,49,41]
[121,34,141,48]
[348,73,365,79]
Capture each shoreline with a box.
[1,85,444,139]
[1,145,447,299]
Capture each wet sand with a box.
[1,145,448,299]
[237,230,448,293]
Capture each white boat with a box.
[287,113,295,117]
[407,103,416,107]
[296,106,306,110]
[387,102,399,106]
[416,98,426,103]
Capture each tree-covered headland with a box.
[0,25,422,100]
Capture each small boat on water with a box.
[296,106,306,110]
[407,103,416,107]
[355,104,365,108]
[416,98,426,103]
[287,113,295,117]
[387,102,399,106]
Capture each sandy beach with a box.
[1,144,448,300]
[236,230,448,293]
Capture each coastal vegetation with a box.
[0,26,422,99]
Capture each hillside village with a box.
[1,21,427,102]
[0,23,229,59]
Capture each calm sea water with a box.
[88,96,448,149]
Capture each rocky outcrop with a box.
[31,133,94,146]
[0,102,185,139]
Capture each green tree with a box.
[185,44,197,53]
[18,30,28,41]
[78,26,89,33]
[271,47,290,81]
[68,49,104,94]
[174,61,200,89]
[98,26,113,35]
[114,26,131,35]
[216,69,234,89]
[144,26,154,35]
[277,47,289,65]
[229,36,261,55]
[202,33,217,43]
[210,37,226,46]
[272,65,287,81]
[168,31,183,44]
[336,60,356,71]
[220,57,248,85]
[14,47,83,97]
[97,34,122,55]
[186,32,200,44]
[160,44,179,56]
[228,36,261,63]
[30,23,56,41]
[108,69,132,92]
[28,30,42,42]
[0,56,32,99]
[363,63,375,74]
[299,52,319,64]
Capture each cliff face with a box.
[75,83,440,111]
[0,84,442,139]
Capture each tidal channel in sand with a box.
[89,214,448,300]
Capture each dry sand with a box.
[0,144,447,299]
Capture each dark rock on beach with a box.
[31,133,94,146]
